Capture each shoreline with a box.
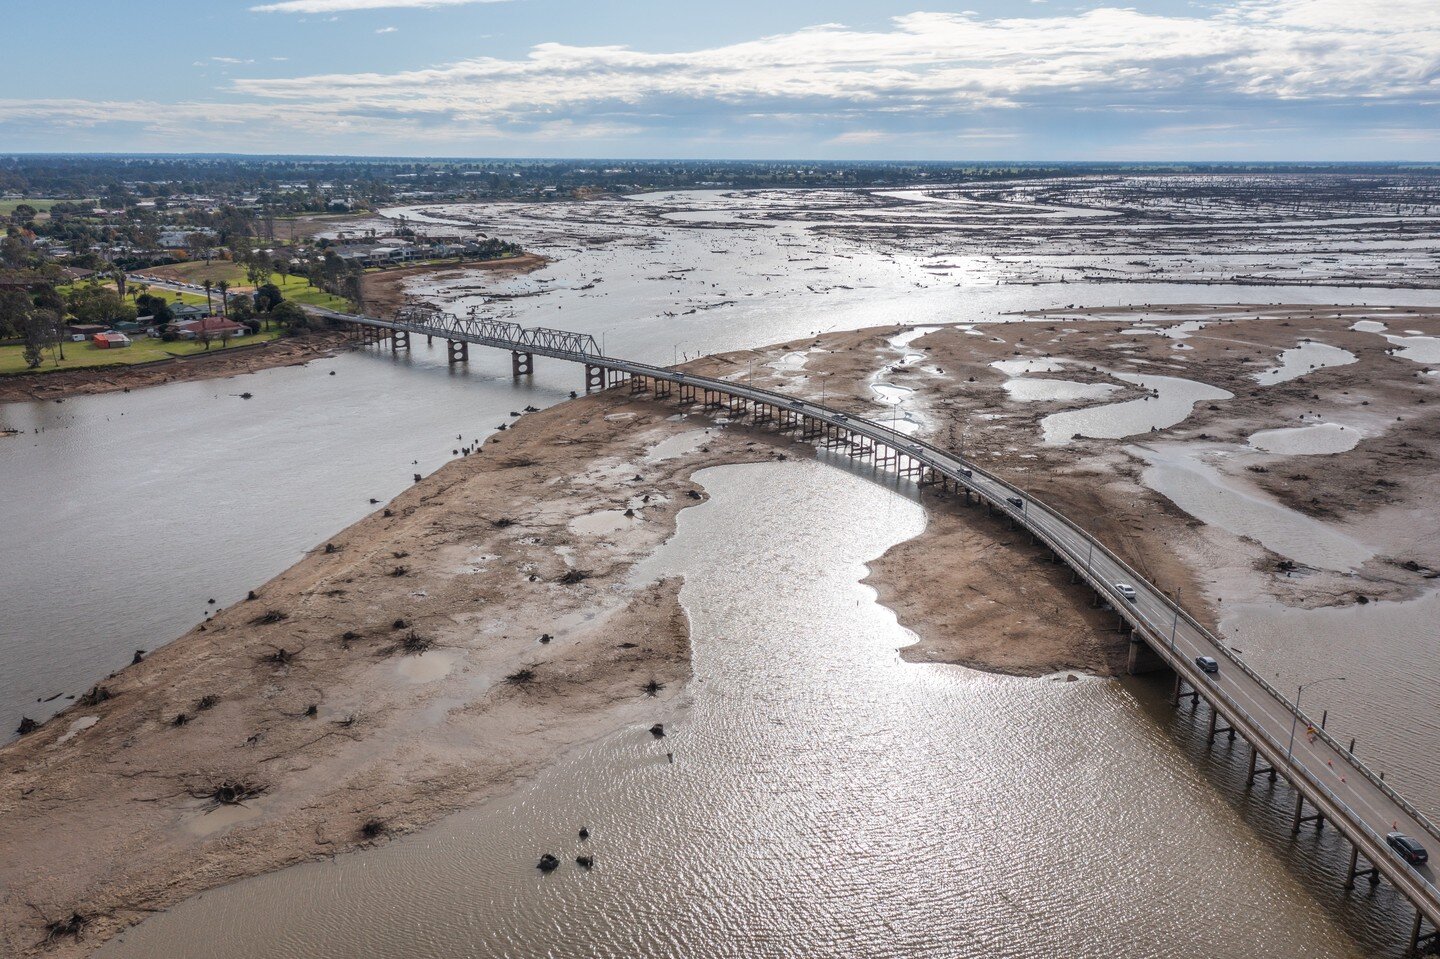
[0,332,354,405]
[0,390,779,956]
[0,254,548,407]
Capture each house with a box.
[93,331,131,349]
[169,304,209,322]
[174,317,247,340]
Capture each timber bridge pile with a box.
[317,302,1440,952]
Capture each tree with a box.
[17,309,58,369]
[135,293,173,325]
[186,232,215,264]
[254,282,283,313]
[66,285,135,326]
[270,300,308,331]
[216,280,230,316]
[0,289,30,339]
[202,279,214,314]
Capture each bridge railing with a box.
[605,359,1440,853]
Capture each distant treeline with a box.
[4,155,1439,204]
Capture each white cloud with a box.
[376,26,398,33]
[252,0,509,13]
[232,3,1440,121]
[6,2,1440,154]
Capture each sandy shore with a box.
[0,390,779,954]
[0,332,353,404]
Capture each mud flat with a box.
[0,392,756,955]
[359,254,548,317]
[735,301,1440,620]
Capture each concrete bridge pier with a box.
[1292,793,1325,834]
[1207,707,1236,745]
[1127,636,1166,675]
[1247,744,1278,784]
[447,340,469,364]
[1411,911,1437,955]
[584,364,605,393]
[392,329,410,352]
[512,350,533,378]
[1345,845,1381,889]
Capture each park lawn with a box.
[144,260,249,287]
[0,198,82,215]
[57,279,212,309]
[267,273,350,311]
[0,330,285,376]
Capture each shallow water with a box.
[1133,443,1374,571]
[1041,372,1231,445]
[1255,341,1358,386]
[1002,378,1119,403]
[100,460,1403,959]
[1248,422,1363,455]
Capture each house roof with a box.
[177,317,246,334]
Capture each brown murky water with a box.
[100,461,1412,958]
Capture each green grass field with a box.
[266,273,351,311]
[0,330,285,376]
[57,279,213,309]
[140,263,351,311]
[0,198,86,215]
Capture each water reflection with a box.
[102,462,1389,959]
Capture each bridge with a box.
[328,304,1440,953]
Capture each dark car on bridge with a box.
[1387,832,1429,866]
[1195,656,1220,674]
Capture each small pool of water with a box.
[1248,423,1362,456]
[1255,342,1357,385]
[1003,379,1120,403]
[1041,373,1231,445]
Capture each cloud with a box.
[376,26,398,33]
[6,2,1440,156]
[251,0,509,13]
[234,3,1440,121]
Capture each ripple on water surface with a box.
[102,461,1374,959]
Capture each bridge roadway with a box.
[333,308,1437,946]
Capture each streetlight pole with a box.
[1169,586,1182,658]
[1286,675,1346,764]
[601,328,614,356]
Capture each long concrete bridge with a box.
[325,303,1440,952]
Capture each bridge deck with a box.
[337,308,1439,937]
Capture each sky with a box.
[1,0,1437,160]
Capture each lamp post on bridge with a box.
[1169,586,1182,658]
[1286,675,1346,764]
[601,328,614,356]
